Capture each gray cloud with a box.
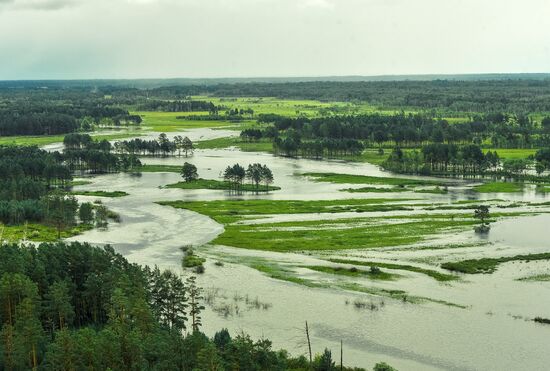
[0,0,549,79]
[0,0,79,11]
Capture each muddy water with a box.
[58,130,550,371]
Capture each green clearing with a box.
[473,182,524,193]
[165,179,280,192]
[132,164,182,173]
[441,253,550,274]
[70,190,129,198]
[483,148,538,160]
[0,223,93,242]
[133,111,244,132]
[327,258,458,282]
[302,172,445,186]
[356,149,390,165]
[303,265,398,280]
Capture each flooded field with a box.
[60,128,550,371]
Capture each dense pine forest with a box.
[0,241,376,371]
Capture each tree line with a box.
[382,143,550,178]
[63,134,142,173]
[0,241,380,370]
[0,89,139,136]
[113,134,194,157]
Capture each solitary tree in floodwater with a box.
[181,162,198,182]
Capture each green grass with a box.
[133,111,244,132]
[357,149,390,165]
[132,164,182,173]
[195,137,274,152]
[483,148,538,160]
[344,186,448,194]
[204,217,476,252]
[303,265,397,280]
[327,258,458,282]
[473,182,524,193]
[0,223,93,242]
[70,190,129,198]
[158,198,415,224]
[158,198,527,253]
[303,172,445,186]
[441,253,550,274]
[182,253,206,268]
[67,180,93,187]
[165,179,280,192]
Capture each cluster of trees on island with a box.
[0,241,386,371]
[0,145,118,236]
[63,134,142,173]
[181,162,275,193]
[111,134,194,157]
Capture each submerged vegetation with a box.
[441,253,550,274]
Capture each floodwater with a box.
[57,128,550,371]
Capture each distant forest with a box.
[129,80,550,113]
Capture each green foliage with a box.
[181,162,199,182]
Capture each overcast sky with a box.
[0,0,549,80]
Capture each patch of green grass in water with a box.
[210,219,475,252]
[132,164,182,173]
[158,198,416,224]
[441,253,550,274]
[196,137,274,152]
[70,190,129,197]
[303,265,398,280]
[303,172,445,186]
[517,274,550,282]
[165,179,280,192]
[327,258,458,282]
[473,182,524,193]
[67,180,93,187]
